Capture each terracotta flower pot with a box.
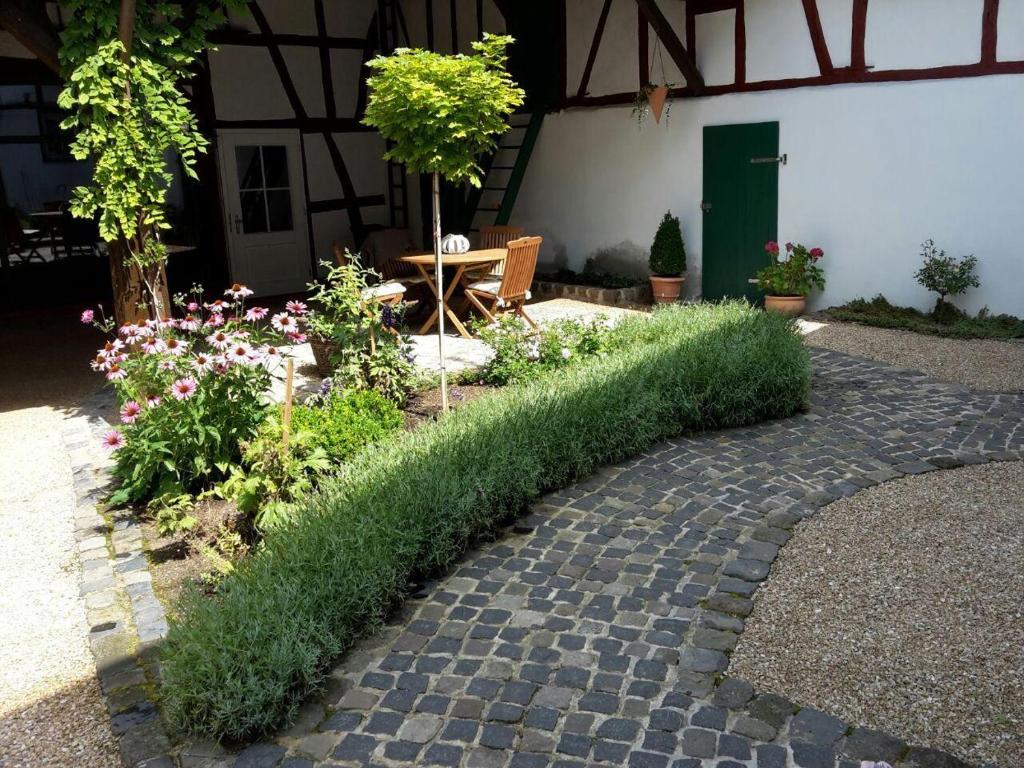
[309,336,338,376]
[764,295,806,317]
[649,275,685,304]
[648,86,669,124]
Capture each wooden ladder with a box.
[466,110,545,233]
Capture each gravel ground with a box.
[730,461,1024,767]
[0,309,120,767]
[803,319,1024,392]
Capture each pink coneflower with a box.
[106,364,128,381]
[145,395,162,408]
[207,330,231,350]
[91,353,110,372]
[141,336,166,355]
[119,323,142,340]
[270,312,295,332]
[170,378,198,400]
[245,306,269,322]
[263,346,282,364]
[179,314,201,332]
[158,360,176,371]
[205,312,225,328]
[164,337,188,356]
[120,401,142,424]
[225,283,254,300]
[186,301,200,312]
[226,343,253,365]
[285,331,307,344]
[102,339,125,354]
[286,300,308,315]
[192,353,214,373]
[205,299,228,314]
[101,430,125,452]
[80,308,94,324]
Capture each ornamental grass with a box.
[160,301,810,740]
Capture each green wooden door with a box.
[701,122,779,303]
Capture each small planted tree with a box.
[648,211,687,303]
[363,33,524,409]
[915,239,980,320]
[59,0,235,323]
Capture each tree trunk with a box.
[108,240,169,325]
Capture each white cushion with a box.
[362,281,406,300]
[468,279,501,295]
[468,280,531,307]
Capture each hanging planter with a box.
[631,38,674,128]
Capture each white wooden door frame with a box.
[217,128,310,296]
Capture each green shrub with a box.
[829,295,1024,339]
[475,315,610,385]
[648,211,686,276]
[293,389,404,461]
[914,239,979,310]
[159,302,809,740]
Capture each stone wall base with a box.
[532,280,651,307]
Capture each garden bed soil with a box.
[402,384,495,430]
[141,498,247,611]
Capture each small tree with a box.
[363,34,524,410]
[58,0,235,322]
[915,239,979,317]
[649,211,686,276]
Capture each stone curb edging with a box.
[62,388,175,768]
[532,279,651,307]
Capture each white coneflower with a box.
[192,353,214,373]
[141,336,166,355]
[205,299,228,314]
[164,337,188,356]
[178,314,201,332]
[225,283,254,300]
[207,331,231,350]
[226,342,254,365]
[106,364,128,381]
[270,312,295,332]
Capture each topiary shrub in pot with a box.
[648,211,687,303]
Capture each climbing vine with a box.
[57,0,237,318]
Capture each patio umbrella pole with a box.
[432,171,449,413]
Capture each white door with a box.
[218,130,310,296]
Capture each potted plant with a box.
[756,241,825,316]
[306,259,378,376]
[632,39,673,127]
[648,211,687,303]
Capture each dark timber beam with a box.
[0,0,61,74]
[801,0,833,74]
[577,0,612,97]
[981,0,999,64]
[634,0,704,94]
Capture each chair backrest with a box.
[480,225,524,277]
[332,241,350,267]
[498,236,542,302]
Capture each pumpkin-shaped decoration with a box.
[441,233,471,254]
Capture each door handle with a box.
[234,215,243,234]
[700,201,712,214]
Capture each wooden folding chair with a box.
[464,236,542,330]
[332,242,405,335]
[471,224,524,279]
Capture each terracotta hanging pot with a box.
[648,86,669,124]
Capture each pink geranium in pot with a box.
[755,240,826,316]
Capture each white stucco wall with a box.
[514,74,1024,316]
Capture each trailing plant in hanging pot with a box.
[632,37,674,127]
[648,211,687,303]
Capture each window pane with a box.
[235,146,263,190]
[240,191,268,233]
[261,145,289,188]
[266,190,293,232]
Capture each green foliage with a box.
[219,418,331,531]
[475,315,610,385]
[536,268,643,290]
[159,302,809,740]
[914,239,980,306]
[292,389,404,462]
[648,211,686,276]
[363,34,525,185]
[829,295,1024,339]
[307,258,416,404]
[58,0,235,309]
[756,241,826,297]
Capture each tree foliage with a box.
[362,34,525,185]
[914,239,980,305]
[57,1,235,284]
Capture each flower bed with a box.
[159,302,810,740]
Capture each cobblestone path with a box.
[180,349,1023,768]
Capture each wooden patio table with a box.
[400,249,506,338]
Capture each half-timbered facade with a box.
[1,0,1022,313]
